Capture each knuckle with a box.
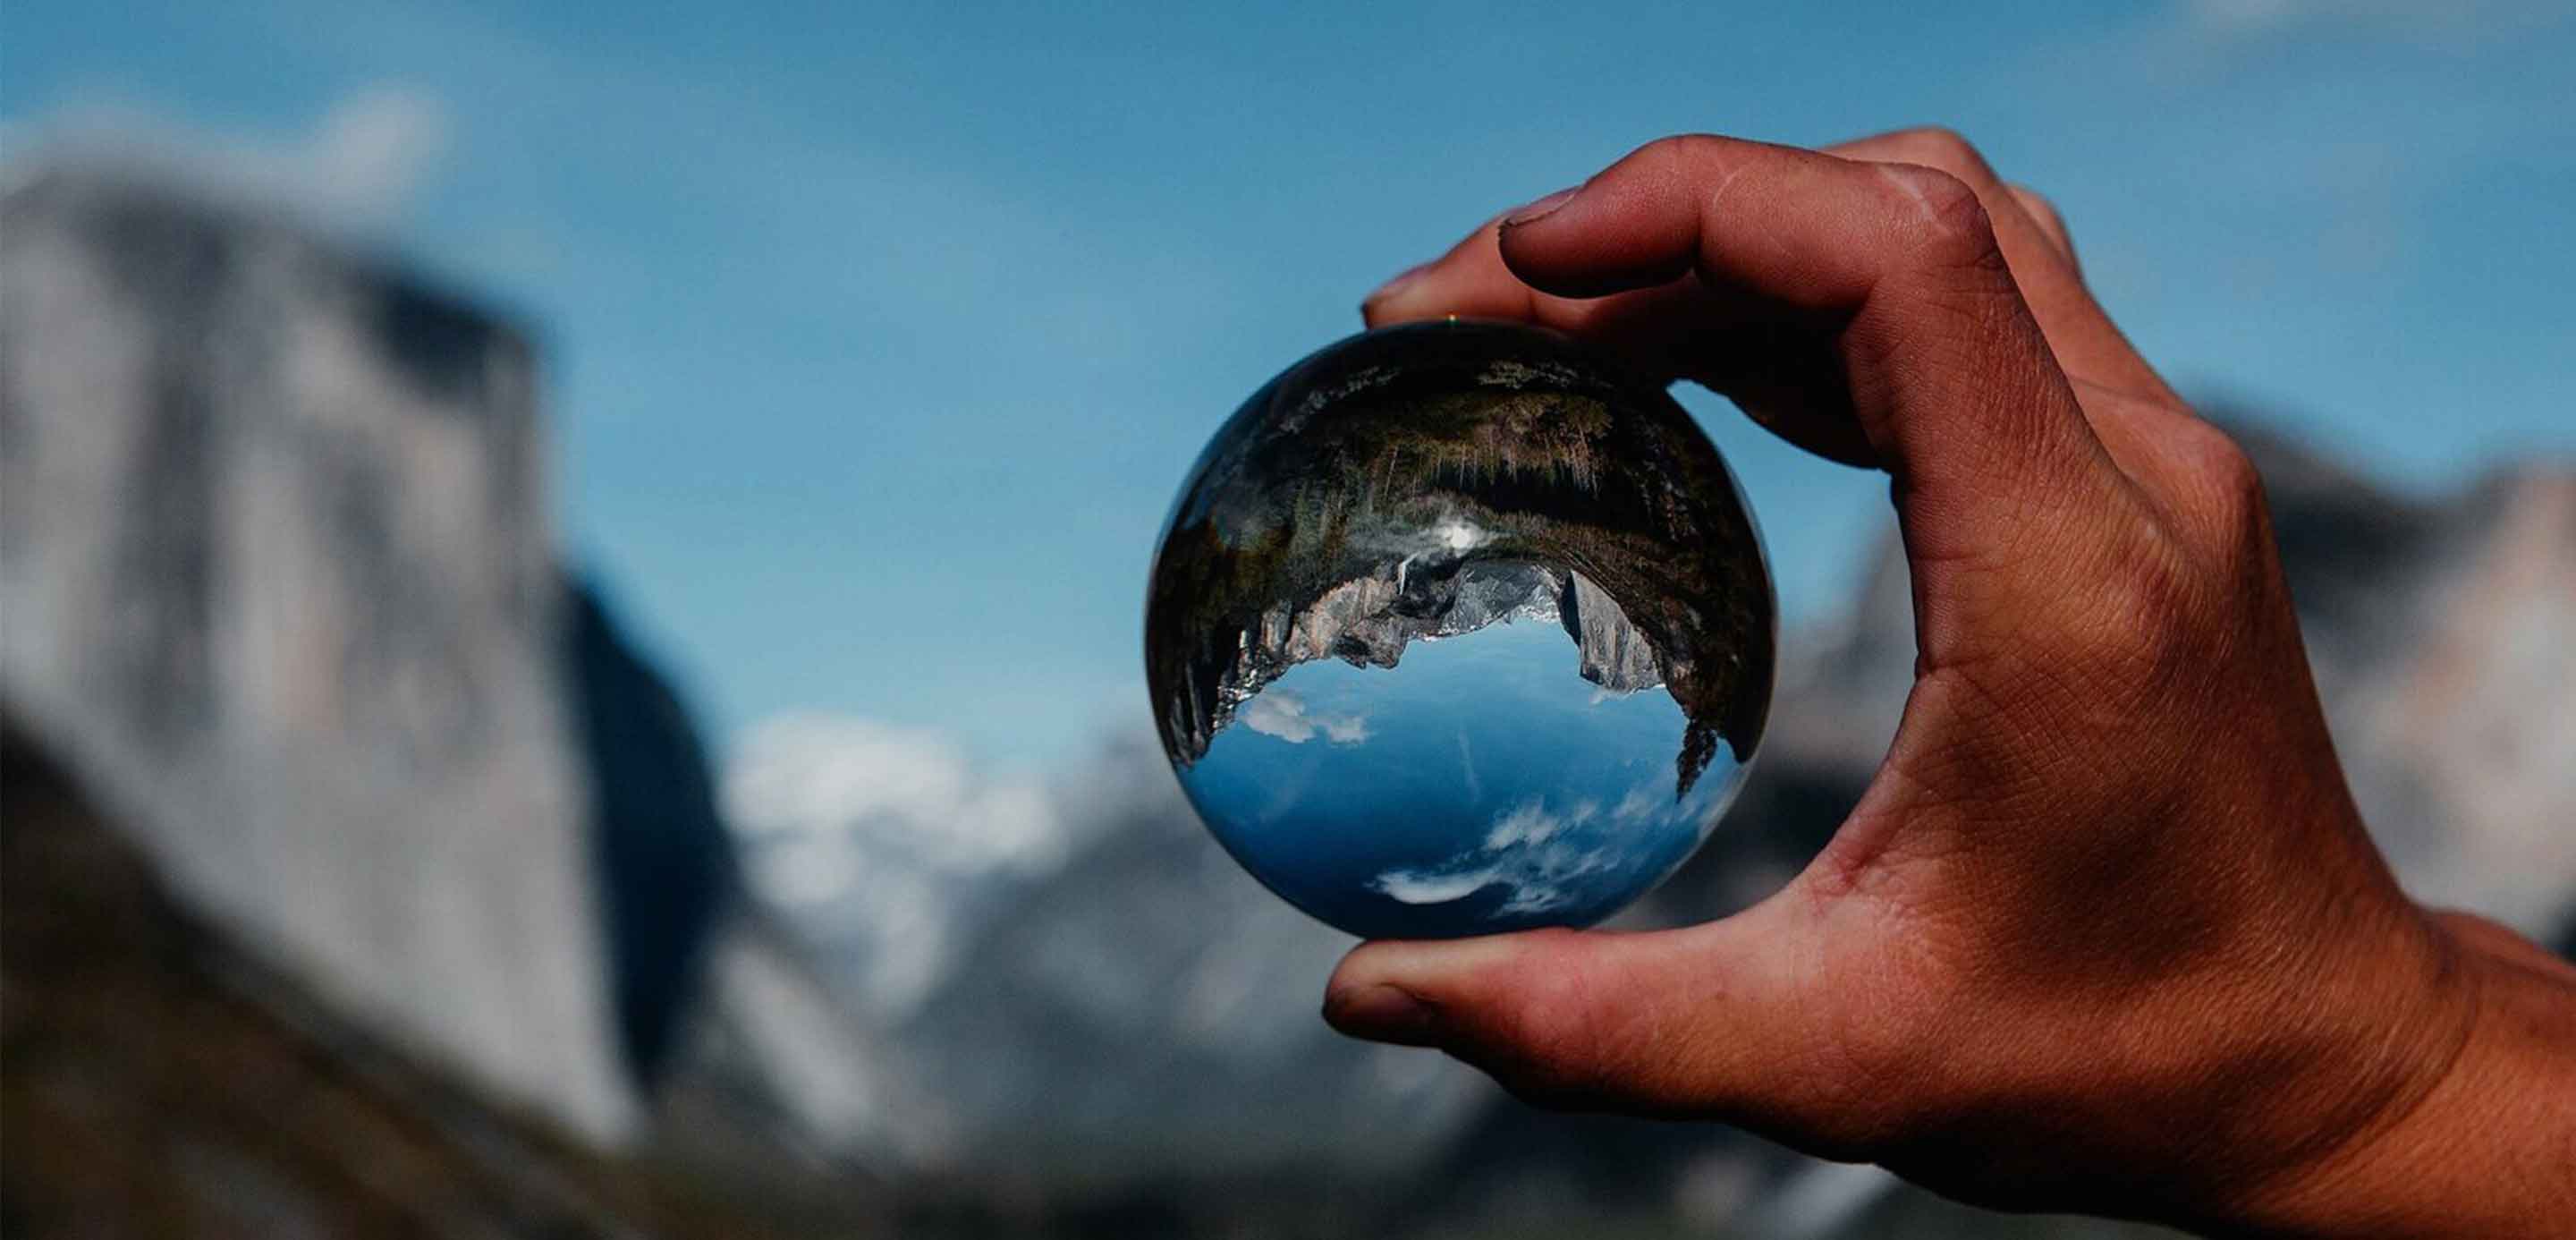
[1637,132,1738,190]
[1874,164,2004,268]
[2183,423,2271,532]
[2004,515,2210,701]
[1455,935,1623,1108]
[2148,419,2277,564]
[2008,183,2068,234]
[1634,132,1714,173]
[1878,126,1999,185]
[2106,537,2199,641]
[2075,526,2215,685]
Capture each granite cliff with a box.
[766,417,2575,1238]
[0,163,741,1149]
[1147,322,1775,798]
[1169,557,1665,766]
[6,150,2566,1240]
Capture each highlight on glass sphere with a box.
[1145,319,1775,940]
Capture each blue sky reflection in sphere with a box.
[1147,322,1775,938]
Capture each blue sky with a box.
[9,0,2572,772]
[1182,617,1730,939]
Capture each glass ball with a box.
[1146,320,1775,939]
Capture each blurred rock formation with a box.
[564,579,735,1080]
[0,728,775,1237]
[1,165,741,1152]
[741,417,2573,1238]
[3,155,2566,1240]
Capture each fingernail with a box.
[1503,185,1580,228]
[1324,983,1441,1044]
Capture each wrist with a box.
[2232,913,2576,1237]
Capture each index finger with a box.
[1822,128,2175,408]
[1495,135,2122,563]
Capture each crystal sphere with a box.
[1146,320,1775,939]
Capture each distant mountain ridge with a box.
[1172,557,1667,769]
[4,151,2565,1240]
[1147,322,1778,803]
[738,415,2576,1238]
[0,163,739,1146]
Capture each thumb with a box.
[1323,909,1817,1119]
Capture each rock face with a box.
[2234,425,2576,943]
[9,149,2562,1240]
[0,166,637,1142]
[1178,558,1665,766]
[751,419,2573,1238]
[1730,422,2576,946]
[564,580,736,1081]
[648,895,913,1202]
[0,730,758,1238]
[1559,569,1662,695]
[1147,322,1777,798]
[1597,422,2576,1236]
[1673,426,2576,949]
[895,735,1485,1185]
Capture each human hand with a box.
[1328,129,2576,1236]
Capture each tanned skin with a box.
[1326,128,2576,1237]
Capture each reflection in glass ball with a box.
[1146,320,1775,939]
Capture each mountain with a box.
[0,727,775,1238]
[2228,421,2576,941]
[1145,321,1776,799]
[564,579,737,1081]
[1162,559,1666,759]
[0,161,744,1152]
[5,148,2563,1239]
[736,416,2574,1238]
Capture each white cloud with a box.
[1481,799,1564,850]
[1370,797,1623,915]
[1241,690,1372,746]
[1496,864,1609,915]
[1371,865,1511,905]
[4,86,453,232]
[1612,785,1663,824]
[305,89,452,217]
